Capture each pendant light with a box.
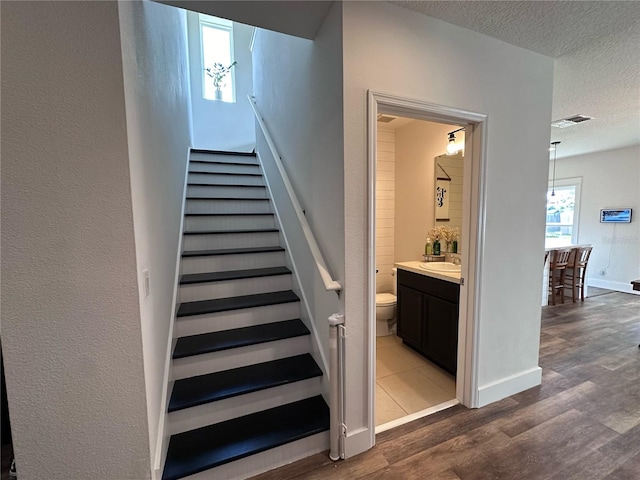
[446,128,464,155]
[550,141,560,196]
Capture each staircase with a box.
[162,150,329,480]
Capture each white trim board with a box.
[375,399,459,434]
[588,278,640,295]
[153,145,192,480]
[477,367,542,407]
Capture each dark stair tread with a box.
[177,290,299,317]
[173,318,307,359]
[186,195,267,200]
[169,353,320,411]
[186,197,269,201]
[183,228,279,235]
[191,149,257,157]
[187,182,266,187]
[184,212,273,216]
[162,395,329,480]
[182,246,284,257]
[190,160,259,166]
[180,266,291,285]
[188,170,263,177]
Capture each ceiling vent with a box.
[551,115,593,128]
[377,114,396,123]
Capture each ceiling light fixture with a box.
[446,128,464,155]
[550,141,560,196]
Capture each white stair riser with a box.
[190,163,261,175]
[179,274,292,303]
[190,152,258,165]
[183,232,280,250]
[168,377,322,435]
[186,199,272,214]
[188,173,264,186]
[185,215,275,231]
[187,185,267,199]
[172,335,311,380]
[181,431,329,480]
[174,302,300,338]
[181,251,285,274]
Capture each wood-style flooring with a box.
[251,291,640,480]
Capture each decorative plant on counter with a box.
[426,226,460,254]
[205,61,237,99]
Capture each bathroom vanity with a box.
[394,262,461,375]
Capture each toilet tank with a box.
[391,268,397,296]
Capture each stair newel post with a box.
[328,313,345,461]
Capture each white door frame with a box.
[366,90,488,445]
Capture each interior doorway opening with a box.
[366,91,488,442]
[373,115,463,432]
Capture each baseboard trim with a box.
[477,366,542,407]
[588,278,640,295]
[153,145,191,479]
[344,427,372,458]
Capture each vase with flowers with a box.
[205,61,237,100]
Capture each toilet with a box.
[376,268,397,336]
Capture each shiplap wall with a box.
[376,123,396,293]
[435,152,464,247]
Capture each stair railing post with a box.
[328,313,345,461]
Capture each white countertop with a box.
[395,261,462,285]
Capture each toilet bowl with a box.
[376,268,397,336]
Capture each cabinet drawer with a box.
[398,269,460,303]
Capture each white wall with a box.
[251,3,345,365]
[342,1,554,454]
[553,145,640,292]
[188,13,255,151]
[394,121,457,261]
[1,2,151,479]
[376,124,396,293]
[118,0,192,470]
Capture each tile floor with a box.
[376,334,456,426]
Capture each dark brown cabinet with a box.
[397,269,460,375]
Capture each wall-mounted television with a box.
[600,208,632,223]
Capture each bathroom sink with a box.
[419,262,461,273]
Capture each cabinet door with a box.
[423,295,459,375]
[397,285,423,350]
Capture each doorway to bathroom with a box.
[374,114,462,431]
[367,91,487,439]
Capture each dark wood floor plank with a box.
[494,381,597,438]
[377,419,464,465]
[373,426,511,480]
[290,449,389,480]
[605,452,640,480]
[540,450,620,480]
[248,452,333,480]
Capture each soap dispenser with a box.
[424,238,433,255]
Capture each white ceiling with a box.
[391,1,640,159]
[158,1,334,39]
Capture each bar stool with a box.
[548,248,572,305]
[564,246,593,302]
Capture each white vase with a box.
[215,88,222,100]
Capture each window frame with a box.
[199,14,236,103]
[546,176,582,245]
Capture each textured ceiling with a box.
[392,1,640,158]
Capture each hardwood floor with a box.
[251,291,640,480]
